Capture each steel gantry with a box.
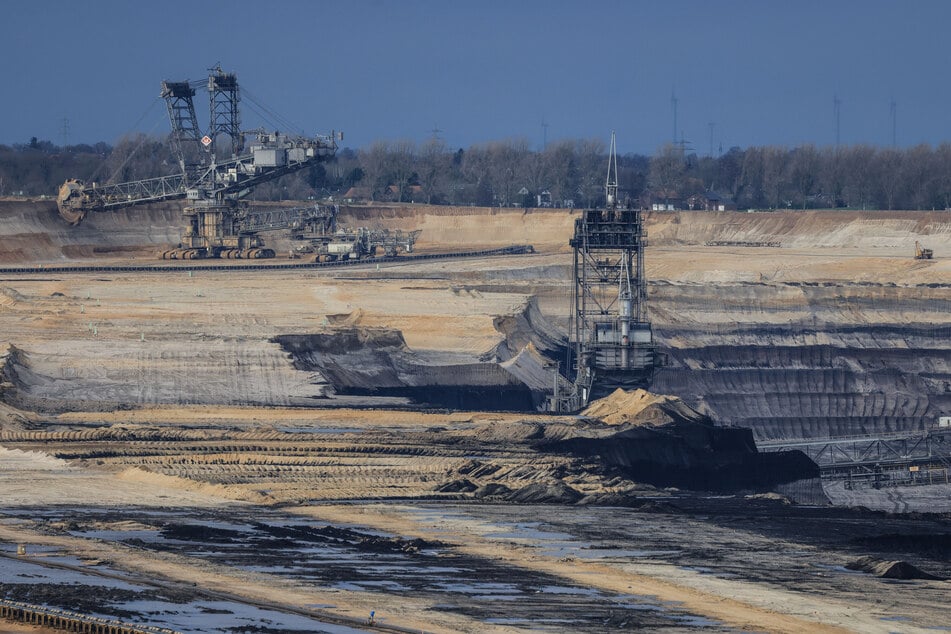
[56,65,339,260]
[758,427,951,487]
[559,132,662,409]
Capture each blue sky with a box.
[3,0,950,154]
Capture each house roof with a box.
[387,184,423,194]
[343,186,371,199]
[690,191,735,205]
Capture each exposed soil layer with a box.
[652,317,951,441]
[0,391,818,501]
[845,556,946,580]
[0,199,182,263]
[1,201,951,631]
[546,420,819,491]
[273,328,542,411]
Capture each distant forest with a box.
[4,134,951,211]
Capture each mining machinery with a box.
[915,240,934,260]
[297,228,422,261]
[232,205,420,262]
[175,203,340,260]
[551,132,662,411]
[56,66,339,259]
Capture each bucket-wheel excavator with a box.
[56,66,340,259]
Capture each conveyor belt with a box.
[0,244,535,274]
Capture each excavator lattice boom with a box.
[56,67,339,260]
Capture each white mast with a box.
[605,130,619,208]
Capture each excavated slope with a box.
[645,209,951,249]
[0,198,183,261]
[0,198,949,446]
[547,388,820,492]
[338,204,577,252]
[649,283,951,440]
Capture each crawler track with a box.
[0,245,535,275]
[0,424,575,504]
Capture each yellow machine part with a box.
[56,179,88,226]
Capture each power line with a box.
[890,99,897,148]
[833,95,841,147]
[671,90,678,144]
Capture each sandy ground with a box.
[0,448,936,634]
[1,204,950,632]
[0,625,50,634]
[1,380,947,631]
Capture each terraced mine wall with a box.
[552,424,819,491]
[649,281,951,441]
[272,323,554,411]
[645,208,951,249]
[271,296,572,411]
[0,198,577,260]
[2,198,950,444]
[0,198,183,262]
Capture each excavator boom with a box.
[56,68,337,226]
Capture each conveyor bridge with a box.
[758,428,951,488]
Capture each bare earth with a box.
[0,203,949,632]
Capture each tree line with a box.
[4,133,951,211]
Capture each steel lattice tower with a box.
[567,132,660,405]
[160,81,203,183]
[208,66,241,158]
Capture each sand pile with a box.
[541,388,821,493]
[582,388,708,426]
[846,556,945,580]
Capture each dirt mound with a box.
[544,396,820,492]
[846,556,945,580]
[582,388,708,426]
[506,480,583,504]
[473,482,513,499]
[468,480,583,504]
[435,478,478,493]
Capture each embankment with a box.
[645,209,951,250]
[272,297,566,411]
[0,198,183,262]
[649,281,951,440]
[1,198,949,447]
[5,198,951,260]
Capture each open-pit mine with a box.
[0,196,950,633]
